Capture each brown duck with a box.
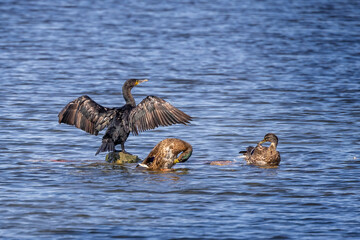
[137,138,192,170]
[240,133,281,167]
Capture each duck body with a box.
[139,138,192,170]
[240,133,281,167]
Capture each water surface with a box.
[1,0,360,239]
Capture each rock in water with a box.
[209,160,234,166]
[105,152,141,164]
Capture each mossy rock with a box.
[105,152,142,164]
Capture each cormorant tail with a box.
[95,141,114,155]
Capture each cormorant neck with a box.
[122,83,136,107]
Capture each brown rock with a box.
[209,160,234,166]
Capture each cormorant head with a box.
[122,79,148,106]
[259,133,279,147]
[124,78,148,88]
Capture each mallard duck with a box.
[58,79,192,155]
[137,138,192,170]
[239,133,281,167]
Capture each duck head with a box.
[173,147,193,164]
[259,133,279,147]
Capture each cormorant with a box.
[137,138,192,170]
[58,79,192,155]
[239,133,281,167]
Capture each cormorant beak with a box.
[139,79,148,84]
[135,79,148,86]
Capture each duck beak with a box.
[173,158,180,164]
[259,139,266,145]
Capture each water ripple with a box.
[1,0,360,239]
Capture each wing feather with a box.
[164,110,177,124]
[58,95,116,135]
[129,96,192,135]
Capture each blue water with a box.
[1,0,360,239]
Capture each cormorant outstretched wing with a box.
[129,96,192,135]
[58,95,116,135]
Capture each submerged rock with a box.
[209,160,234,166]
[105,152,142,164]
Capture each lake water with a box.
[1,0,360,239]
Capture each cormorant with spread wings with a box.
[58,79,192,155]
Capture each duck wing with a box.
[129,96,192,135]
[58,95,116,135]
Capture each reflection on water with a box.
[1,0,360,239]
